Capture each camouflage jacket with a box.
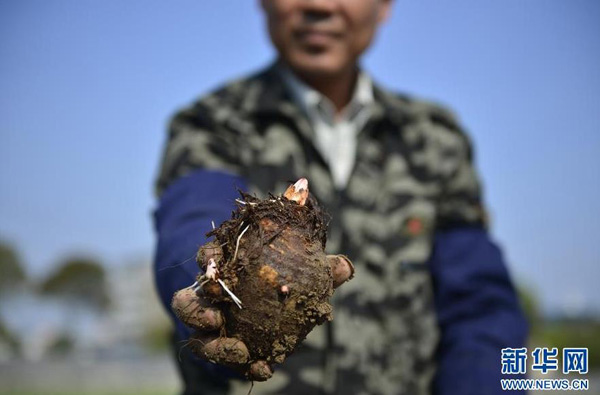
[155,62,496,395]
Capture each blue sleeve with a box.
[153,169,246,375]
[429,228,529,395]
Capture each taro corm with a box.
[172,178,354,381]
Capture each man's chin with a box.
[284,52,352,79]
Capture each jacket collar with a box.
[248,60,411,128]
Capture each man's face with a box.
[261,0,391,77]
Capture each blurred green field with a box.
[0,391,174,395]
[520,286,600,369]
[0,356,180,395]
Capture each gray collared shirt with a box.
[279,67,374,190]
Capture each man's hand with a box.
[172,251,354,381]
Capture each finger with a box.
[191,334,271,380]
[327,254,355,288]
[191,333,250,367]
[247,360,273,382]
[196,241,223,269]
[171,288,223,331]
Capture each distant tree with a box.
[39,257,109,312]
[517,284,541,336]
[46,332,75,357]
[0,242,27,294]
[0,318,20,355]
[143,320,172,353]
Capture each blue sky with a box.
[1,0,599,316]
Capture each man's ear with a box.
[377,0,393,24]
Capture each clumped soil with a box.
[201,192,334,366]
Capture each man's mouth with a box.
[295,29,341,47]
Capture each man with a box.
[154,1,528,394]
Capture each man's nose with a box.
[299,0,341,23]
